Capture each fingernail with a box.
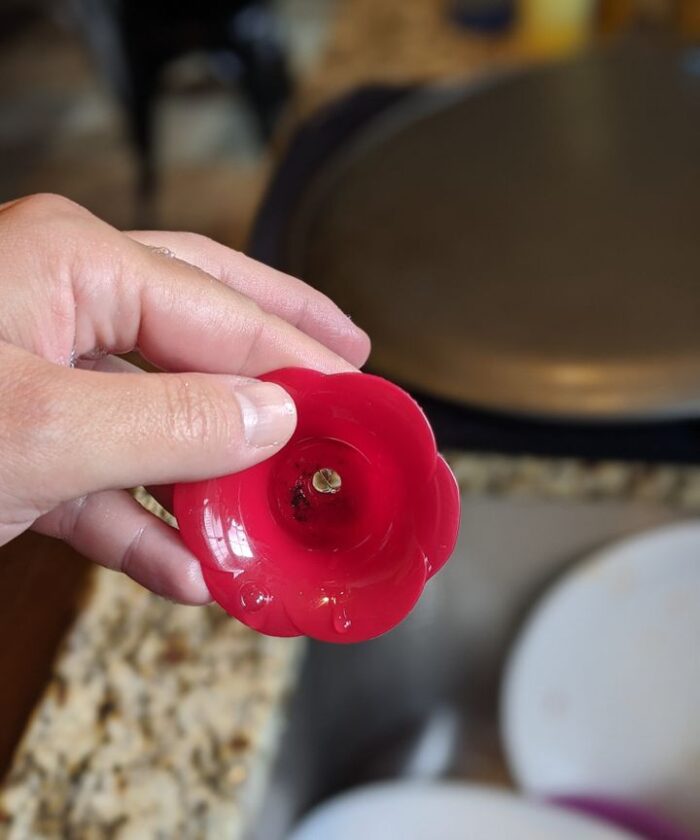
[236,382,297,448]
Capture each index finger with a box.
[5,196,365,376]
[127,230,371,368]
[128,241,359,376]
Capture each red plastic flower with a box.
[174,368,460,643]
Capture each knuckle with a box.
[1,194,98,270]
[10,192,87,222]
[161,376,233,451]
[7,197,124,306]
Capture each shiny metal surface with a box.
[282,41,700,420]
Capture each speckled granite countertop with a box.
[0,549,302,840]
[448,452,700,510]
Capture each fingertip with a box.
[125,535,213,606]
[167,556,213,606]
[345,325,371,368]
[35,490,214,606]
[235,380,297,449]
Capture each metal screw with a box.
[312,468,342,494]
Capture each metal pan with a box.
[278,40,700,422]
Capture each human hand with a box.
[0,194,369,604]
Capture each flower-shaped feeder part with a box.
[174,368,460,643]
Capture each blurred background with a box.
[1,0,333,241]
[4,1,700,839]
[3,0,697,242]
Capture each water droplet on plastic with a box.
[239,583,268,613]
[332,605,352,634]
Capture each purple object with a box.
[551,795,699,840]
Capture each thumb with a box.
[3,344,296,507]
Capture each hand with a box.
[0,194,370,604]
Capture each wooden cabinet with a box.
[0,534,89,778]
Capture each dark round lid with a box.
[282,42,700,420]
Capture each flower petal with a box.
[416,455,461,579]
[282,536,429,643]
[201,566,301,637]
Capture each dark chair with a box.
[76,0,292,205]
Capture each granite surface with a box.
[0,558,302,840]
[447,452,700,510]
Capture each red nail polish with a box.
[174,368,460,643]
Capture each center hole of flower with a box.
[311,468,342,495]
[270,439,371,551]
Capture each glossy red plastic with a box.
[174,368,460,643]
